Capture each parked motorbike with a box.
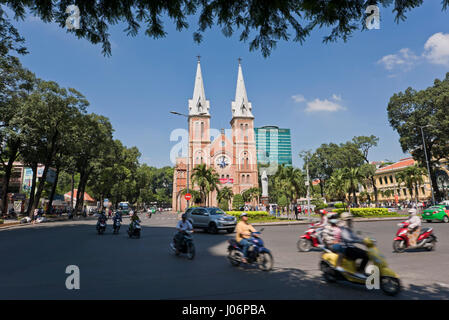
[320,237,401,296]
[113,218,121,234]
[297,223,323,252]
[393,221,437,253]
[128,220,141,238]
[227,228,273,271]
[169,230,195,260]
[96,217,107,235]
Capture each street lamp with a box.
[170,110,207,210]
[419,125,436,205]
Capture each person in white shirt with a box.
[403,208,422,246]
[174,214,193,252]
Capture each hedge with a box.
[332,208,396,217]
[226,211,269,219]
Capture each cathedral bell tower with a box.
[188,57,211,169]
[230,59,258,195]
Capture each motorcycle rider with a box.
[174,214,193,253]
[96,210,107,229]
[337,212,369,274]
[402,208,422,247]
[322,218,342,251]
[235,212,258,263]
[314,209,329,245]
[113,211,122,228]
[129,211,141,233]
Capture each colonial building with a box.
[363,157,449,203]
[172,59,259,211]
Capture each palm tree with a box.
[191,164,219,206]
[396,165,426,203]
[217,186,233,210]
[343,167,364,205]
[326,169,349,204]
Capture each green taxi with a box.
[422,204,449,223]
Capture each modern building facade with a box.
[255,126,292,168]
[172,59,259,212]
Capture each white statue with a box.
[261,170,268,197]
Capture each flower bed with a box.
[332,208,397,217]
[226,211,269,219]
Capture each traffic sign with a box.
[184,193,192,201]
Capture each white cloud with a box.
[332,94,342,101]
[291,94,305,103]
[423,32,449,66]
[305,98,346,113]
[377,48,418,71]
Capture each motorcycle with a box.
[169,230,195,260]
[112,218,121,234]
[393,221,437,253]
[297,223,323,252]
[96,217,107,234]
[128,220,141,238]
[320,237,401,296]
[227,228,274,271]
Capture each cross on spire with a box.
[197,55,201,62]
[238,57,242,65]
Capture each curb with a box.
[252,216,406,226]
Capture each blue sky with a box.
[9,2,449,168]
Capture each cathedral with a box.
[172,59,259,211]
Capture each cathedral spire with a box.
[189,57,210,116]
[231,59,253,118]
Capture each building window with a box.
[379,178,382,185]
[384,177,388,185]
[389,176,393,184]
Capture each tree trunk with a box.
[27,163,37,217]
[70,172,74,209]
[31,133,58,214]
[47,166,60,214]
[0,142,19,215]
[371,176,379,207]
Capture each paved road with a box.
[1,212,448,299]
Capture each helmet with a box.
[182,213,187,219]
[319,209,328,215]
[408,208,417,216]
[241,212,248,217]
[340,212,353,220]
[329,218,338,225]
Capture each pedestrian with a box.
[294,204,298,220]
[32,208,38,224]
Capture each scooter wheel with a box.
[425,241,436,251]
[228,250,241,266]
[380,276,401,296]
[393,240,406,253]
[320,261,337,283]
[297,239,312,252]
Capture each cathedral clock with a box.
[216,156,229,169]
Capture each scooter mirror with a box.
[260,228,265,232]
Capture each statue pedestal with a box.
[261,196,269,207]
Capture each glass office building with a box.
[255,126,292,168]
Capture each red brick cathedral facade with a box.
[172,60,259,211]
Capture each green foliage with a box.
[0,219,3,224]
[218,198,229,211]
[4,1,446,57]
[334,202,347,209]
[311,199,327,210]
[226,211,269,219]
[333,208,396,217]
[232,194,244,210]
[387,73,449,201]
